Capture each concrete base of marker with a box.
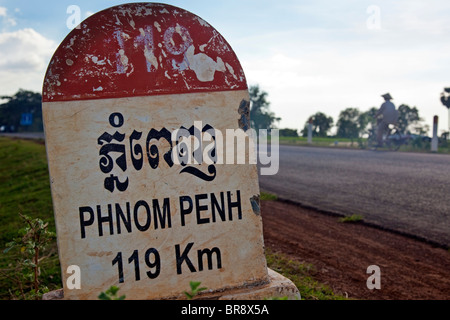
[215,269,301,300]
[42,269,300,300]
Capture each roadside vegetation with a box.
[265,249,347,300]
[260,191,278,201]
[259,191,347,300]
[0,137,60,299]
[2,88,449,155]
[276,135,450,154]
[338,214,364,223]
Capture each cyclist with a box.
[375,93,399,147]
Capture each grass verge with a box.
[338,214,364,223]
[260,191,278,201]
[265,249,346,300]
[0,137,61,299]
[278,136,450,154]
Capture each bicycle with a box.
[367,124,410,151]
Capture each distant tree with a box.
[0,89,43,132]
[301,112,334,137]
[359,107,378,137]
[413,123,430,136]
[397,104,422,134]
[440,88,450,109]
[249,85,281,132]
[336,108,365,139]
[279,128,298,137]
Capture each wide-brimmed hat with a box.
[381,93,393,100]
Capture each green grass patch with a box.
[260,191,278,201]
[0,137,61,299]
[278,136,360,149]
[265,249,347,300]
[338,214,364,223]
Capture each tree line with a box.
[299,105,426,140]
[0,90,43,132]
[1,87,278,134]
[248,85,429,139]
[0,87,430,140]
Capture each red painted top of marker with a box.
[43,3,247,102]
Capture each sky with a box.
[1,0,450,134]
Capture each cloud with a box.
[0,28,57,95]
[236,1,450,131]
[243,41,450,131]
[0,6,17,27]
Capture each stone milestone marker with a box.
[42,3,298,300]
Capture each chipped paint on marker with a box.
[120,32,131,41]
[163,24,192,55]
[196,17,210,27]
[90,56,106,65]
[136,27,157,72]
[226,63,238,80]
[117,49,129,73]
[144,46,158,70]
[238,99,250,131]
[154,21,162,32]
[43,3,247,102]
[114,14,122,26]
[64,36,77,51]
[250,195,261,215]
[185,45,226,82]
[128,18,136,29]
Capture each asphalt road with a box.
[0,132,45,140]
[259,145,450,247]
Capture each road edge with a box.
[261,190,449,250]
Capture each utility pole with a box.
[307,117,313,144]
[431,116,438,152]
